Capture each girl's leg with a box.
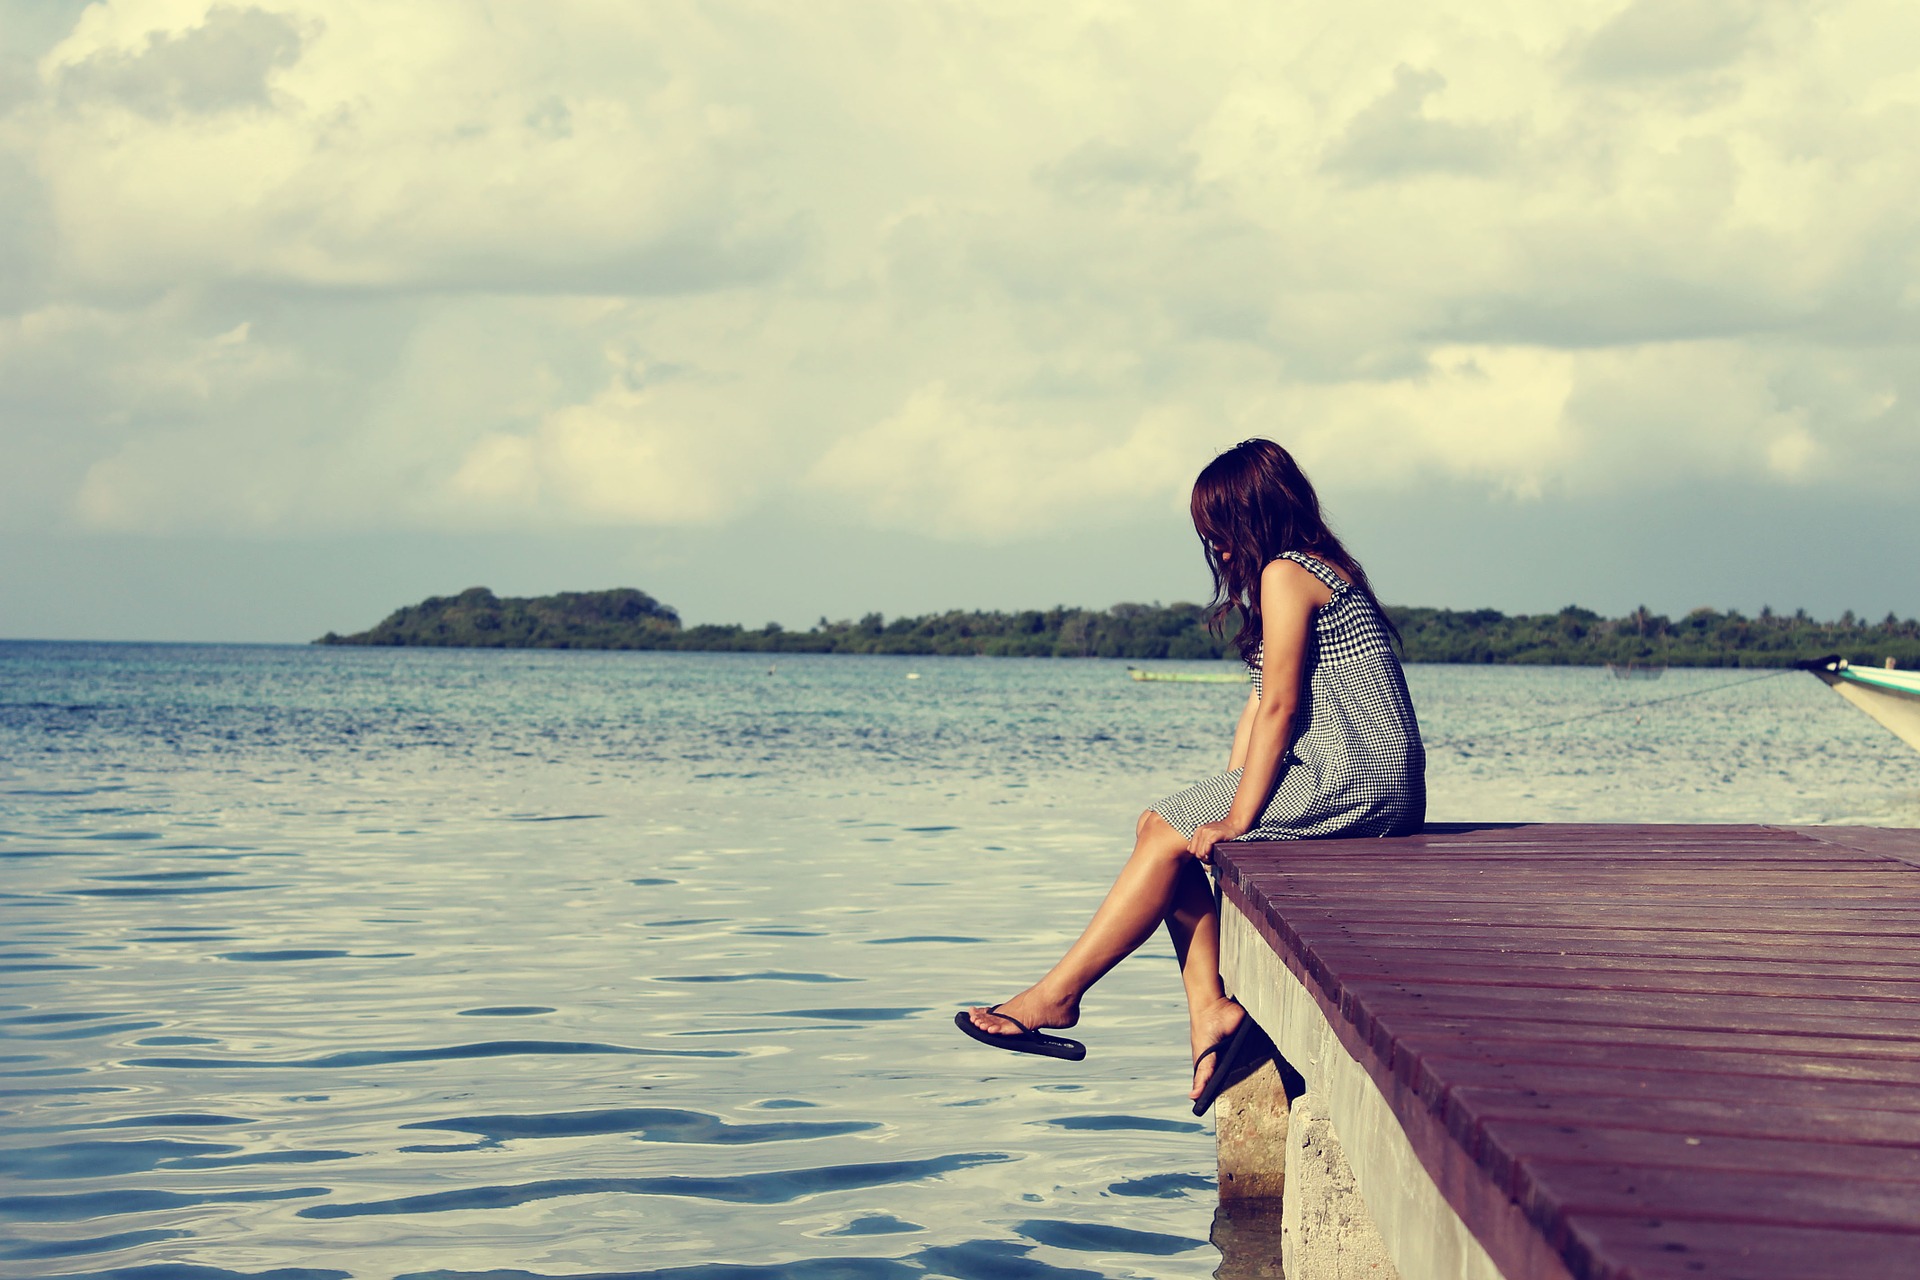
[1160,856,1248,1100]
[966,811,1243,1091]
[966,810,1192,1033]
[1163,854,1223,1006]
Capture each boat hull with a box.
[1815,666,1920,754]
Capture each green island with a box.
[316,587,1920,668]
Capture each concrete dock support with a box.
[1217,1055,1291,1202]
[1213,1047,1397,1279]
[1212,1057,1288,1280]
[1216,898,1505,1280]
[1278,1090,1399,1278]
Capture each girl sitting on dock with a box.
[956,438,1426,1113]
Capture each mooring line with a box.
[1432,668,1794,751]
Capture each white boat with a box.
[1802,657,1920,754]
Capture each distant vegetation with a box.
[318,588,1920,668]
[318,588,683,650]
[1391,605,1920,668]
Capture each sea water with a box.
[2,643,1917,1280]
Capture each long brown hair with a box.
[1190,439,1395,662]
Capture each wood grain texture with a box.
[1213,823,1920,1280]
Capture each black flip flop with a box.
[953,1005,1087,1061]
[1190,1004,1269,1116]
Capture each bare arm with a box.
[1192,559,1330,862]
[1227,688,1258,772]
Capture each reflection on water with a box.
[1211,1202,1287,1280]
[1,643,1915,1278]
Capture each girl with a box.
[955,438,1425,1114]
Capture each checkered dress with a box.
[1151,552,1425,841]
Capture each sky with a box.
[2,0,1916,643]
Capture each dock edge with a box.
[1219,896,1510,1280]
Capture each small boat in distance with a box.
[1127,667,1246,685]
[1605,661,1666,680]
[1800,656,1920,754]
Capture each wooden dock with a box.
[1210,823,1920,1280]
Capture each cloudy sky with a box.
[2,0,1915,642]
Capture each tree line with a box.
[317,587,1920,668]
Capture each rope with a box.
[1432,668,1794,751]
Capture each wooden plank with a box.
[1325,925,1920,960]
[1246,872,1914,892]
[1232,856,1809,870]
[1428,1056,1920,1115]
[1478,1118,1920,1183]
[1306,959,1920,1034]
[1342,987,1920,1051]
[1398,1037,1920,1091]
[1231,893,1920,933]
[1233,849,1875,865]
[1453,1088,1920,1146]
[1569,1219,1920,1280]
[1235,867,1917,897]
[1787,824,1920,870]
[1299,952,1920,995]
[1320,962,1920,1004]
[1389,1014,1920,1066]
[1521,1158,1920,1233]
[1243,862,1914,884]
[1399,823,1822,842]
[1246,880,1920,902]
[1311,936,1920,973]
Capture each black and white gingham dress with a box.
[1151,552,1425,841]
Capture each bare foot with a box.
[1188,995,1246,1101]
[967,983,1080,1037]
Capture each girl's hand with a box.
[1189,821,1246,865]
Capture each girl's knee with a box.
[1134,810,1190,861]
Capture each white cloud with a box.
[0,0,1915,539]
[31,1,791,293]
[806,384,1193,539]
[444,381,744,528]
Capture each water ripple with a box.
[297,1152,1011,1217]
[1107,1172,1214,1198]
[0,1011,135,1027]
[863,936,983,946]
[60,884,272,898]
[12,1020,163,1040]
[6,1138,241,1179]
[48,1267,349,1280]
[0,1228,189,1262]
[656,972,855,985]
[825,1214,921,1236]
[908,1240,1112,1280]
[0,1186,326,1221]
[395,1262,923,1280]
[125,1039,734,1069]
[85,1113,251,1129]
[1014,1218,1205,1256]
[398,1106,875,1145]
[1043,1115,1205,1134]
[766,1008,926,1022]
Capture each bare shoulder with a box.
[1259,557,1334,608]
